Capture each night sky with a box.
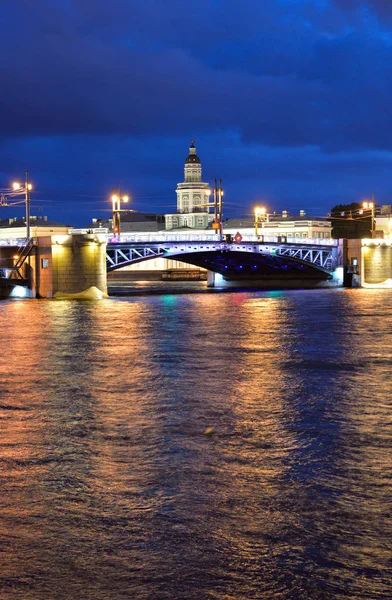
[1,0,391,227]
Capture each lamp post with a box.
[254,206,266,236]
[218,179,223,235]
[212,179,224,235]
[111,190,129,236]
[362,200,375,238]
[12,171,33,239]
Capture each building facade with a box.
[165,141,212,230]
[0,216,70,240]
[222,215,331,240]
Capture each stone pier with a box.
[33,233,108,298]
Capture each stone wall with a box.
[51,234,107,296]
[362,244,392,285]
[33,236,53,298]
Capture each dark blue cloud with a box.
[1,0,392,226]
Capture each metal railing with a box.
[0,237,35,281]
[0,231,337,248]
[0,238,29,246]
[109,233,338,246]
[69,228,109,235]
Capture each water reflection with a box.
[0,291,391,599]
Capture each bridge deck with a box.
[106,236,340,274]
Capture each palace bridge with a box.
[105,233,340,283]
[0,231,345,298]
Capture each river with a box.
[0,287,391,599]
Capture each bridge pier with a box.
[206,267,344,290]
[24,233,108,299]
[50,233,108,298]
[207,270,216,287]
[345,238,392,288]
[206,273,344,289]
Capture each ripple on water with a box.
[0,289,391,599]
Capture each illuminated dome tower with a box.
[165,141,212,230]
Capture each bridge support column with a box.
[51,233,108,299]
[207,270,216,287]
[343,239,362,287]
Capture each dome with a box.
[185,140,201,164]
[185,154,201,164]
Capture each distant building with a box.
[374,205,392,238]
[92,212,165,234]
[219,213,332,240]
[0,216,70,239]
[165,141,212,230]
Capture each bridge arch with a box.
[106,241,336,281]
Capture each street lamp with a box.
[218,182,224,235]
[362,200,375,238]
[212,179,224,234]
[254,206,266,235]
[111,190,130,236]
[11,171,32,239]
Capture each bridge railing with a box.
[0,238,29,246]
[261,235,337,246]
[69,228,110,235]
[108,233,338,246]
[113,233,224,243]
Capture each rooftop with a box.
[0,217,71,229]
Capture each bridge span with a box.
[105,233,342,286]
[0,231,344,298]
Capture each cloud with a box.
[1,0,392,224]
[0,0,391,152]
[333,0,392,22]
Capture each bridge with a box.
[0,237,36,298]
[105,233,341,283]
[0,231,343,298]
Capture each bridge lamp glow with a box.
[255,206,266,219]
[254,206,266,235]
[122,195,129,203]
[12,182,21,191]
[111,194,118,202]
[52,235,69,245]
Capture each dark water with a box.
[0,288,391,599]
